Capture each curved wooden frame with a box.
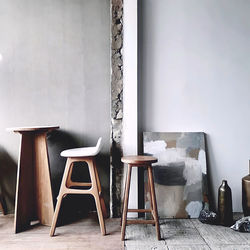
[50,156,107,237]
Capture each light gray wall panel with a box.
[0,0,110,214]
[139,0,250,211]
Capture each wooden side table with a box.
[7,126,59,233]
[121,155,161,241]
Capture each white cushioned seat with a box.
[60,137,102,157]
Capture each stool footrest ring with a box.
[126,220,155,225]
[127,209,151,213]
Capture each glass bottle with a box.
[218,180,233,226]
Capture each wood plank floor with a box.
[124,217,250,250]
[1,213,250,249]
[0,213,123,250]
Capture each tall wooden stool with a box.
[121,156,161,241]
[50,137,107,237]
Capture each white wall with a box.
[123,0,138,216]
[0,0,110,154]
[139,0,250,211]
[0,0,110,212]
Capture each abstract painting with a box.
[143,132,208,219]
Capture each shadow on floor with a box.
[0,146,17,214]
[47,130,110,225]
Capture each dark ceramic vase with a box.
[242,161,250,216]
[218,180,233,226]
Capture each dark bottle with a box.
[242,160,250,216]
[218,180,233,226]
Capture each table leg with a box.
[14,133,36,233]
[33,133,54,226]
[14,132,54,233]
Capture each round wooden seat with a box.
[121,155,157,165]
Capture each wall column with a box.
[110,0,138,218]
[122,0,138,217]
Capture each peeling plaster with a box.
[110,0,123,217]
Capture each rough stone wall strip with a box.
[110,0,123,218]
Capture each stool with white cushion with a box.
[49,137,107,236]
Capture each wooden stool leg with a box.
[148,166,161,240]
[93,159,108,219]
[147,169,154,220]
[121,165,132,241]
[49,158,73,237]
[65,160,74,188]
[88,159,106,236]
[49,194,63,237]
[120,178,127,226]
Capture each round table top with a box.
[7,125,59,133]
[121,155,157,165]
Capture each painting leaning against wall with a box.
[143,132,208,219]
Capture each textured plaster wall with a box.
[139,0,250,211]
[0,0,110,215]
[110,0,123,218]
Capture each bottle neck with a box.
[222,180,227,186]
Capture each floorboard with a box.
[0,213,123,250]
[124,217,250,250]
[1,213,250,249]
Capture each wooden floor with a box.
[0,213,123,250]
[1,214,250,249]
[125,217,250,250]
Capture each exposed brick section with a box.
[110,0,123,218]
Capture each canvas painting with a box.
[143,132,208,219]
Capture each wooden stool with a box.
[50,138,107,237]
[121,155,161,241]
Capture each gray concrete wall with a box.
[139,0,250,212]
[0,0,110,216]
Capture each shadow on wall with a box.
[205,134,216,212]
[47,130,110,224]
[0,146,17,214]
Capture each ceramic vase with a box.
[242,160,250,216]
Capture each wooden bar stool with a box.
[50,137,107,237]
[121,155,161,241]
